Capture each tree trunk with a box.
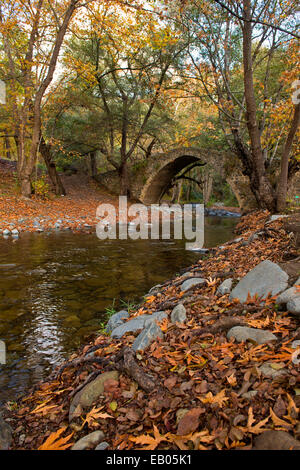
[276,103,300,212]
[4,134,11,159]
[242,0,276,212]
[119,161,130,197]
[40,136,66,195]
[88,151,97,179]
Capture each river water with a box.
[0,216,238,404]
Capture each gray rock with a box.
[287,297,300,316]
[180,277,206,292]
[0,414,12,450]
[259,362,288,379]
[294,277,300,286]
[110,316,148,338]
[2,229,10,236]
[276,286,300,305]
[267,214,289,223]
[227,326,277,344]
[132,321,164,352]
[241,390,258,400]
[110,312,167,338]
[95,441,109,450]
[217,278,233,295]
[229,260,288,303]
[11,229,19,236]
[291,340,300,349]
[144,311,167,327]
[186,247,209,253]
[254,431,300,450]
[170,304,187,323]
[71,431,105,450]
[106,310,129,333]
[69,371,119,421]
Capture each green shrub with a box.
[32,176,50,199]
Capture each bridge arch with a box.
[131,147,223,204]
[96,147,258,211]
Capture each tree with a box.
[0,0,91,196]
[58,2,188,196]
[169,0,299,211]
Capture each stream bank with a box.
[2,211,300,451]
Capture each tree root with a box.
[115,347,157,393]
[188,316,246,345]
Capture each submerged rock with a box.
[227,326,277,345]
[229,260,288,303]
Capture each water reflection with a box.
[0,216,237,403]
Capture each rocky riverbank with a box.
[1,210,300,451]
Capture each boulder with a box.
[106,310,129,333]
[170,304,187,323]
[287,297,300,316]
[0,414,12,450]
[229,260,288,303]
[227,326,277,345]
[254,431,300,450]
[180,278,206,292]
[132,322,164,352]
[71,431,105,450]
[69,371,119,421]
[217,278,233,295]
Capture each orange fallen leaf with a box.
[38,427,74,450]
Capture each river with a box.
[0,216,238,404]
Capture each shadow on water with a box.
[0,216,238,404]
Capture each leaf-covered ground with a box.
[3,211,300,451]
[0,161,120,232]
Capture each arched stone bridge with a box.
[97,147,258,210]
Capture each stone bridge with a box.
[97,147,258,210]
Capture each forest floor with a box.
[0,159,121,233]
[2,210,300,451]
